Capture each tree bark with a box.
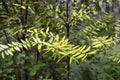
[65,0,70,80]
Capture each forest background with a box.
[0,0,120,80]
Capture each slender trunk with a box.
[65,0,70,80]
[19,0,29,80]
[25,6,28,25]
[66,24,70,80]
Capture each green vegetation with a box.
[0,0,120,80]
